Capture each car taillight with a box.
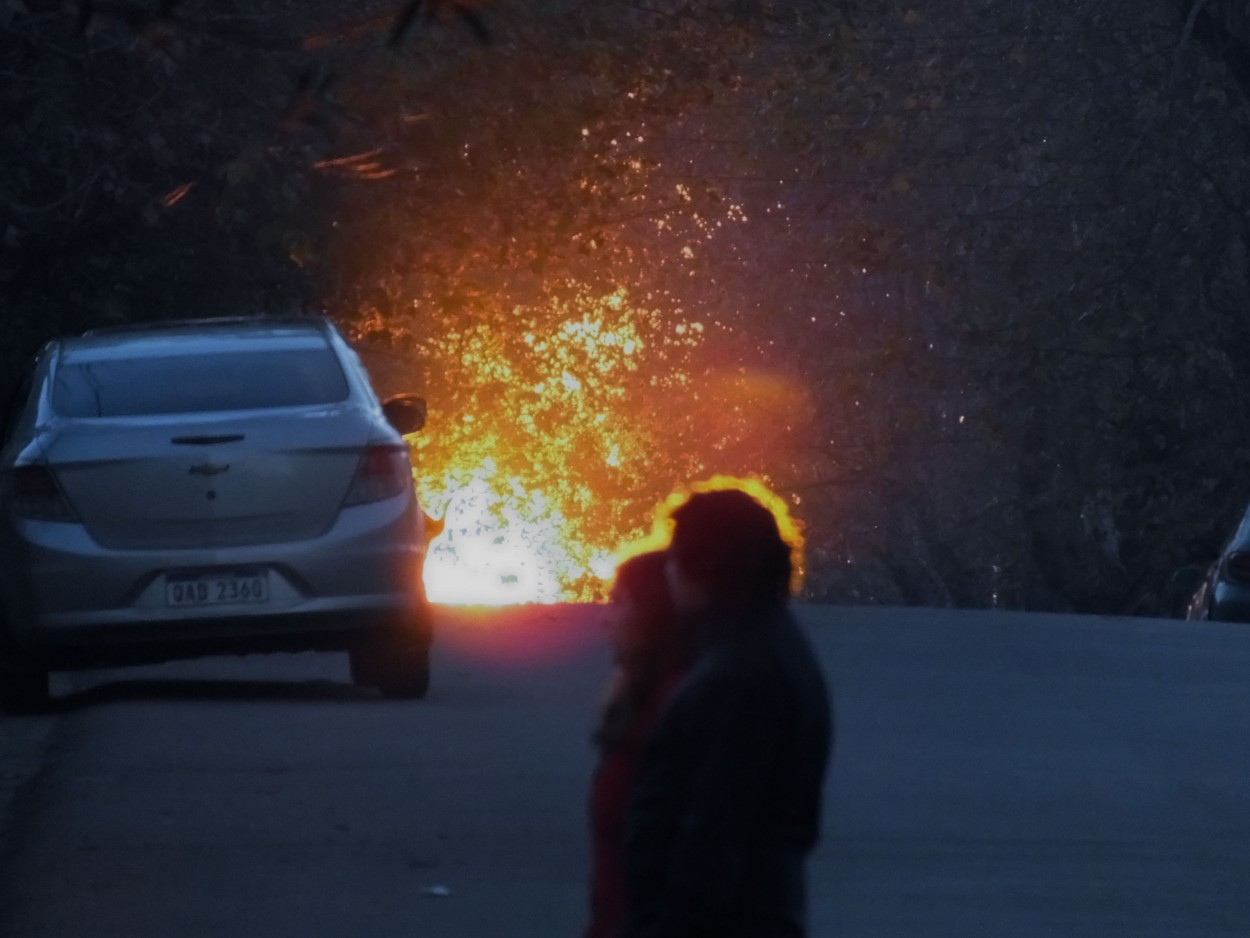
[342,445,412,507]
[7,465,79,522]
[1226,551,1250,584]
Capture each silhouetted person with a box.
[621,489,833,938]
[585,550,693,938]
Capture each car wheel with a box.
[0,661,50,715]
[376,640,431,700]
[349,609,433,700]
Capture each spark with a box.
[160,183,193,207]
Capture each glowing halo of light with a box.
[397,285,804,607]
[608,474,806,595]
[422,476,565,606]
[411,284,705,607]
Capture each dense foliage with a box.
[5,0,1250,612]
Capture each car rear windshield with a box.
[51,348,350,417]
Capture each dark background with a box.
[5,0,1249,614]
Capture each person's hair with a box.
[595,550,681,750]
[609,549,675,653]
[668,488,793,607]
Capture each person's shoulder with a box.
[743,610,829,695]
[664,644,749,711]
[726,607,805,657]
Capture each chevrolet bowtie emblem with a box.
[189,462,230,477]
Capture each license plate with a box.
[166,570,270,608]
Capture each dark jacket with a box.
[585,666,687,938]
[621,606,833,938]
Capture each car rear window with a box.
[51,348,350,417]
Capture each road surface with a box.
[1,604,1248,936]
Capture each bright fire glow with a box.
[399,283,807,606]
[423,470,617,605]
[411,284,702,605]
[423,464,804,606]
[392,277,810,606]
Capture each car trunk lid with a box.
[42,409,381,549]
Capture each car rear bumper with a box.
[1,498,430,664]
[10,606,433,671]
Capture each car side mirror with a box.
[382,394,427,435]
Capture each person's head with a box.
[665,488,793,615]
[606,549,676,665]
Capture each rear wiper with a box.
[170,434,245,445]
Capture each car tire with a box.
[0,661,50,715]
[349,609,433,700]
[376,641,431,700]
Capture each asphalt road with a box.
[1,604,1248,937]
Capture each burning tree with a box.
[395,284,705,603]
[327,4,813,603]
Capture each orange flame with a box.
[399,289,803,604]
[411,284,700,605]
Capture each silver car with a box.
[0,316,434,712]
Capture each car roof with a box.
[59,316,337,363]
